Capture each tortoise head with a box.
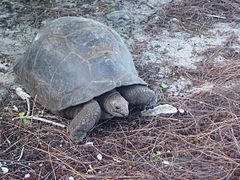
[103,91,129,117]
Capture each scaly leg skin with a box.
[117,85,157,108]
[65,99,101,143]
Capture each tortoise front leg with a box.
[65,99,101,143]
[117,85,157,108]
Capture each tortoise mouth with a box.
[122,111,129,117]
[115,110,129,117]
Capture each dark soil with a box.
[1,0,240,179]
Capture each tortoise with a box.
[14,16,157,143]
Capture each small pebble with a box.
[69,176,74,180]
[179,108,185,114]
[97,153,103,161]
[12,105,19,112]
[24,173,30,178]
[1,166,9,174]
[113,158,121,163]
[141,104,178,116]
[85,142,94,146]
[162,160,170,165]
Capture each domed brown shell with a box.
[14,17,146,112]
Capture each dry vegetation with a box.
[144,0,240,34]
[1,0,240,179]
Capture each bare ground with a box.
[0,0,240,179]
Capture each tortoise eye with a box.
[115,106,120,110]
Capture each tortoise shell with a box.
[14,17,146,112]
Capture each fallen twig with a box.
[17,146,24,161]
[13,116,66,128]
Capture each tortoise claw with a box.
[69,131,87,143]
